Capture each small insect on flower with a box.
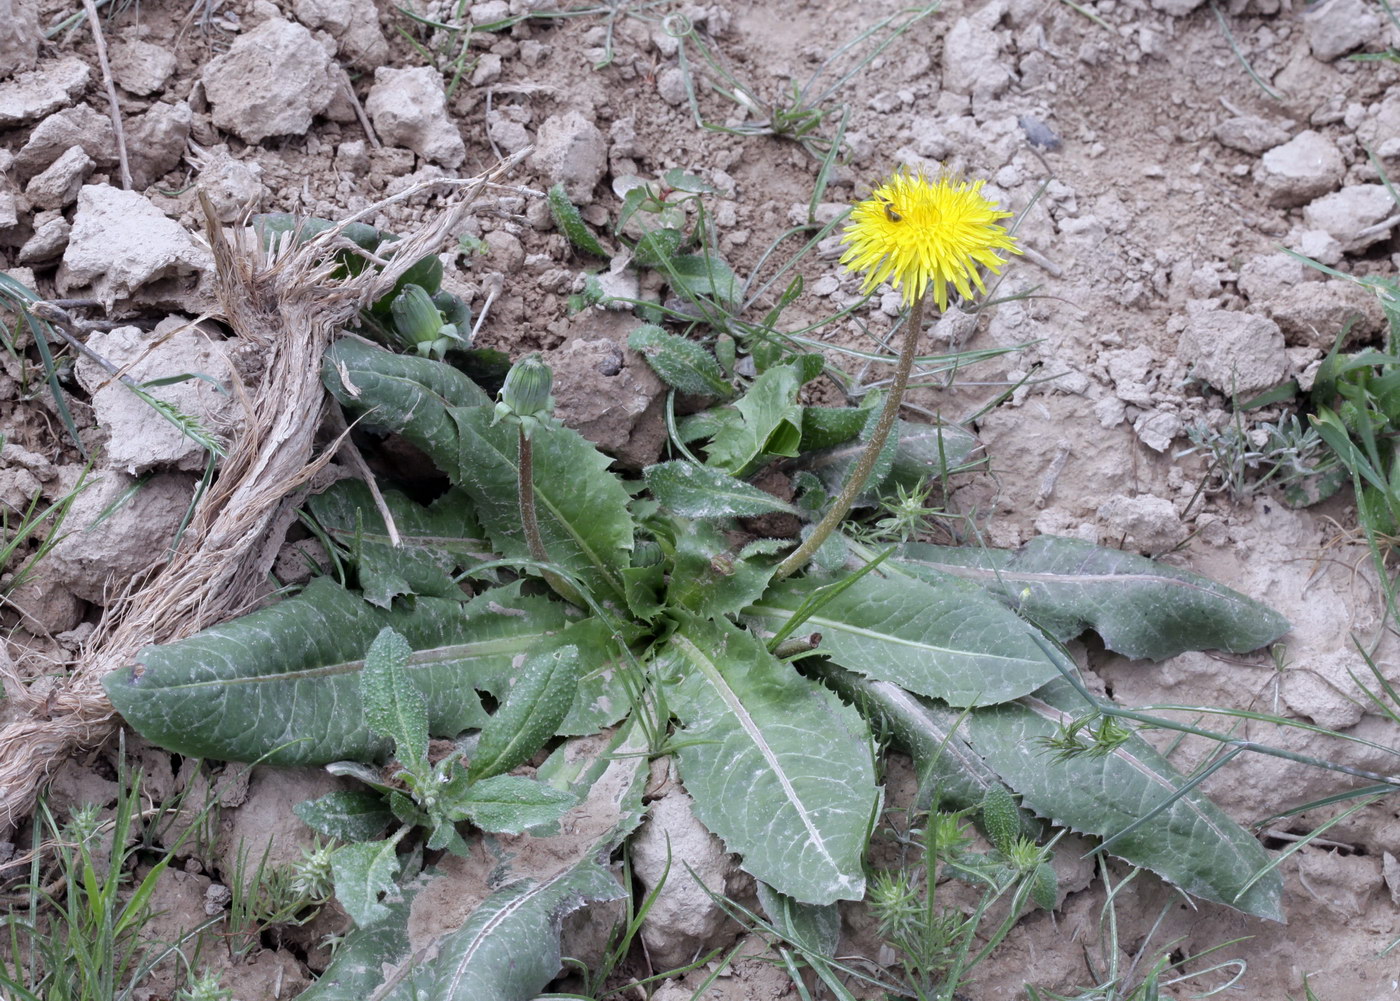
[840,168,1022,311]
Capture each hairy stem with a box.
[774,294,926,580]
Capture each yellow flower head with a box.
[839,168,1021,311]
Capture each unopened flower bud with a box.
[389,284,444,351]
[494,354,556,437]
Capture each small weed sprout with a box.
[1177,412,1337,503]
[176,970,232,1001]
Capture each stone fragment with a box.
[1179,309,1287,394]
[529,110,607,203]
[336,138,369,173]
[942,15,1011,100]
[655,66,686,106]
[364,66,465,168]
[43,470,194,603]
[1213,115,1290,155]
[6,572,84,635]
[24,145,94,210]
[0,57,90,127]
[1265,282,1387,349]
[1236,252,1312,302]
[0,0,40,80]
[631,790,748,971]
[1293,228,1343,266]
[544,331,667,468]
[1302,184,1395,253]
[17,214,70,263]
[127,101,193,189]
[486,110,531,154]
[1097,494,1187,553]
[1149,0,1204,14]
[75,317,235,473]
[202,18,338,143]
[1304,0,1382,62]
[110,38,177,96]
[1132,410,1181,452]
[1254,130,1344,208]
[292,0,389,70]
[14,104,117,178]
[57,185,212,310]
[469,0,509,24]
[194,148,265,221]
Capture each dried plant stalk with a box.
[0,154,527,829]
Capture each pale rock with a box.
[1093,395,1126,428]
[1265,281,1387,349]
[530,110,607,203]
[0,187,17,230]
[943,15,1011,100]
[470,0,509,23]
[1254,130,1344,208]
[1304,0,1383,62]
[110,38,177,96]
[1360,91,1400,150]
[1179,309,1287,394]
[17,215,70,263]
[0,57,90,127]
[76,318,235,473]
[1236,252,1312,302]
[23,145,93,210]
[44,470,195,603]
[57,185,212,310]
[1149,0,1204,14]
[336,139,369,174]
[1302,184,1395,252]
[1291,848,1383,916]
[0,0,40,80]
[1132,410,1181,452]
[1293,228,1343,266]
[14,104,116,178]
[482,229,524,272]
[470,52,502,86]
[365,66,466,168]
[195,149,265,222]
[6,572,84,635]
[1212,115,1290,155]
[656,66,687,106]
[631,790,748,971]
[127,101,193,189]
[293,0,390,70]
[216,768,348,877]
[202,18,338,143]
[544,331,666,468]
[486,110,531,154]
[1097,493,1187,552]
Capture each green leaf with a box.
[323,340,634,603]
[645,460,802,519]
[633,227,684,267]
[809,662,1017,817]
[295,790,394,843]
[756,883,841,956]
[746,573,1059,708]
[663,617,876,905]
[705,361,809,475]
[965,679,1284,920]
[449,409,635,602]
[798,405,871,452]
[332,830,406,927]
[457,774,576,834]
[666,253,740,307]
[293,880,420,1000]
[547,182,609,257]
[627,325,733,398]
[308,479,486,607]
[666,520,779,619]
[104,578,572,765]
[468,646,579,782]
[425,857,623,1000]
[796,420,984,500]
[361,628,429,774]
[897,535,1291,660]
[980,785,1020,855]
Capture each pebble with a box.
[1213,115,1291,156]
[126,100,192,189]
[17,213,70,263]
[942,15,1010,100]
[365,66,466,168]
[469,0,509,23]
[1097,493,1186,551]
[0,57,90,127]
[291,0,390,71]
[1179,308,1287,394]
[14,103,116,177]
[110,39,176,97]
[1254,130,1344,208]
[202,19,338,143]
[1294,228,1343,266]
[656,66,686,107]
[24,144,93,209]
[471,52,503,86]
[1149,0,1204,14]
[529,110,606,203]
[1302,184,1395,253]
[1304,0,1383,62]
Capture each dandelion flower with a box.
[839,168,1021,311]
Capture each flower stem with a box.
[773,294,926,581]
[518,426,585,605]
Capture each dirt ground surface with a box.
[3,0,1400,997]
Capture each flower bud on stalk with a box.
[493,353,556,439]
[390,284,461,359]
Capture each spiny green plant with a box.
[97,170,1314,999]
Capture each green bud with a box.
[497,353,554,422]
[389,284,444,350]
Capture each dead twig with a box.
[80,0,132,190]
